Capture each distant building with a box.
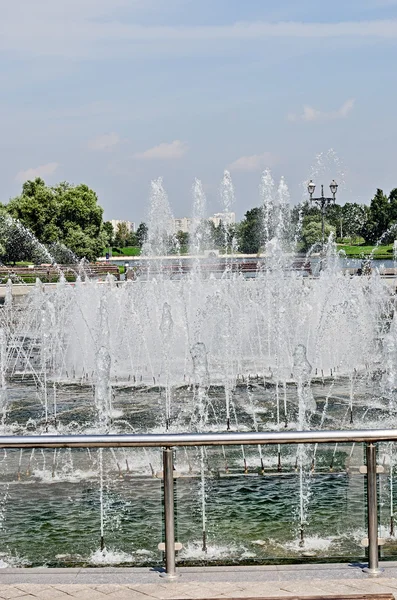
[174,212,236,233]
[174,217,192,233]
[209,212,236,228]
[110,220,135,233]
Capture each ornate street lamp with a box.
[307,180,338,249]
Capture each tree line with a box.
[1,177,397,264]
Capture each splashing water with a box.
[1,169,397,566]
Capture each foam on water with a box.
[90,547,149,565]
[283,535,335,553]
[0,552,30,568]
[179,541,254,561]
[32,468,98,484]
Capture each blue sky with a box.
[1,0,397,221]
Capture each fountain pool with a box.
[0,171,396,567]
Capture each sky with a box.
[1,0,397,222]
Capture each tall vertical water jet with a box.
[276,176,291,248]
[200,447,207,552]
[143,178,176,261]
[190,179,207,257]
[95,296,112,430]
[293,344,316,548]
[3,280,13,336]
[40,305,52,429]
[160,302,174,429]
[99,448,105,551]
[191,342,209,430]
[293,345,316,428]
[260,169,275,250]
[382,314,397,417]
[220,170,235,214]
[220,170,236,256]
[95,347,112,430]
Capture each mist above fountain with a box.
[2,169,393,435]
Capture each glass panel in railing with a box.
[0,447,163,567]
[173,442,366,565]
[377,441,397,560]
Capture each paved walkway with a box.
[0,563,397,599]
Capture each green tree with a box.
[6,178,107,261]
[291,202,321,228]
[7,178,61,243]
[0,216,38,264]
[136,222,148,248]
[114,222,130,248]
[388,188,397,224]
[126,231,138,247]
[238,208,264,254]
[341,203,368,240]
[324,204,343,232]
[103,221,114,247]
[363,189,390,244]
[301,221,335,251]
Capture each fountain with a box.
[0,169,396,567]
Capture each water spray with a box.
[299,524,305,548]
[17,448,22,481]
[200,448,207,553]
[26,448,34,476]
[99,448,105,554]
[52,449,57,478]
[329,443,338,472]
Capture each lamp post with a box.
[307,180,338,250]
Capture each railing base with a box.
[362,566,384,577]
[159,571,179,581]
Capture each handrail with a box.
[0,428,396,448]
[0,429,390,579]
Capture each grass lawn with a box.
[105,247,141,257]
[337,243,394,259]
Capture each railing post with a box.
[160,447,178,580]
[363,442,383,577]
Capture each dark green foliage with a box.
[136,222,148,248]
[238,207,264,254]
[113,222,131,248]
[103,221,114,247]
[363,189,390,244]
[6,178,109,261]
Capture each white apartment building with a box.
[209,212,236,228]
[110,220,135,233]
[174,217,192,233]
[174,213,236,233]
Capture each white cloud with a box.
[133,140,188,160]
[15,162,59,183]
[88,132,121,151]
[288,99,355,123]
[229,152,277,172]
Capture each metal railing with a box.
[0,428,395,578]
